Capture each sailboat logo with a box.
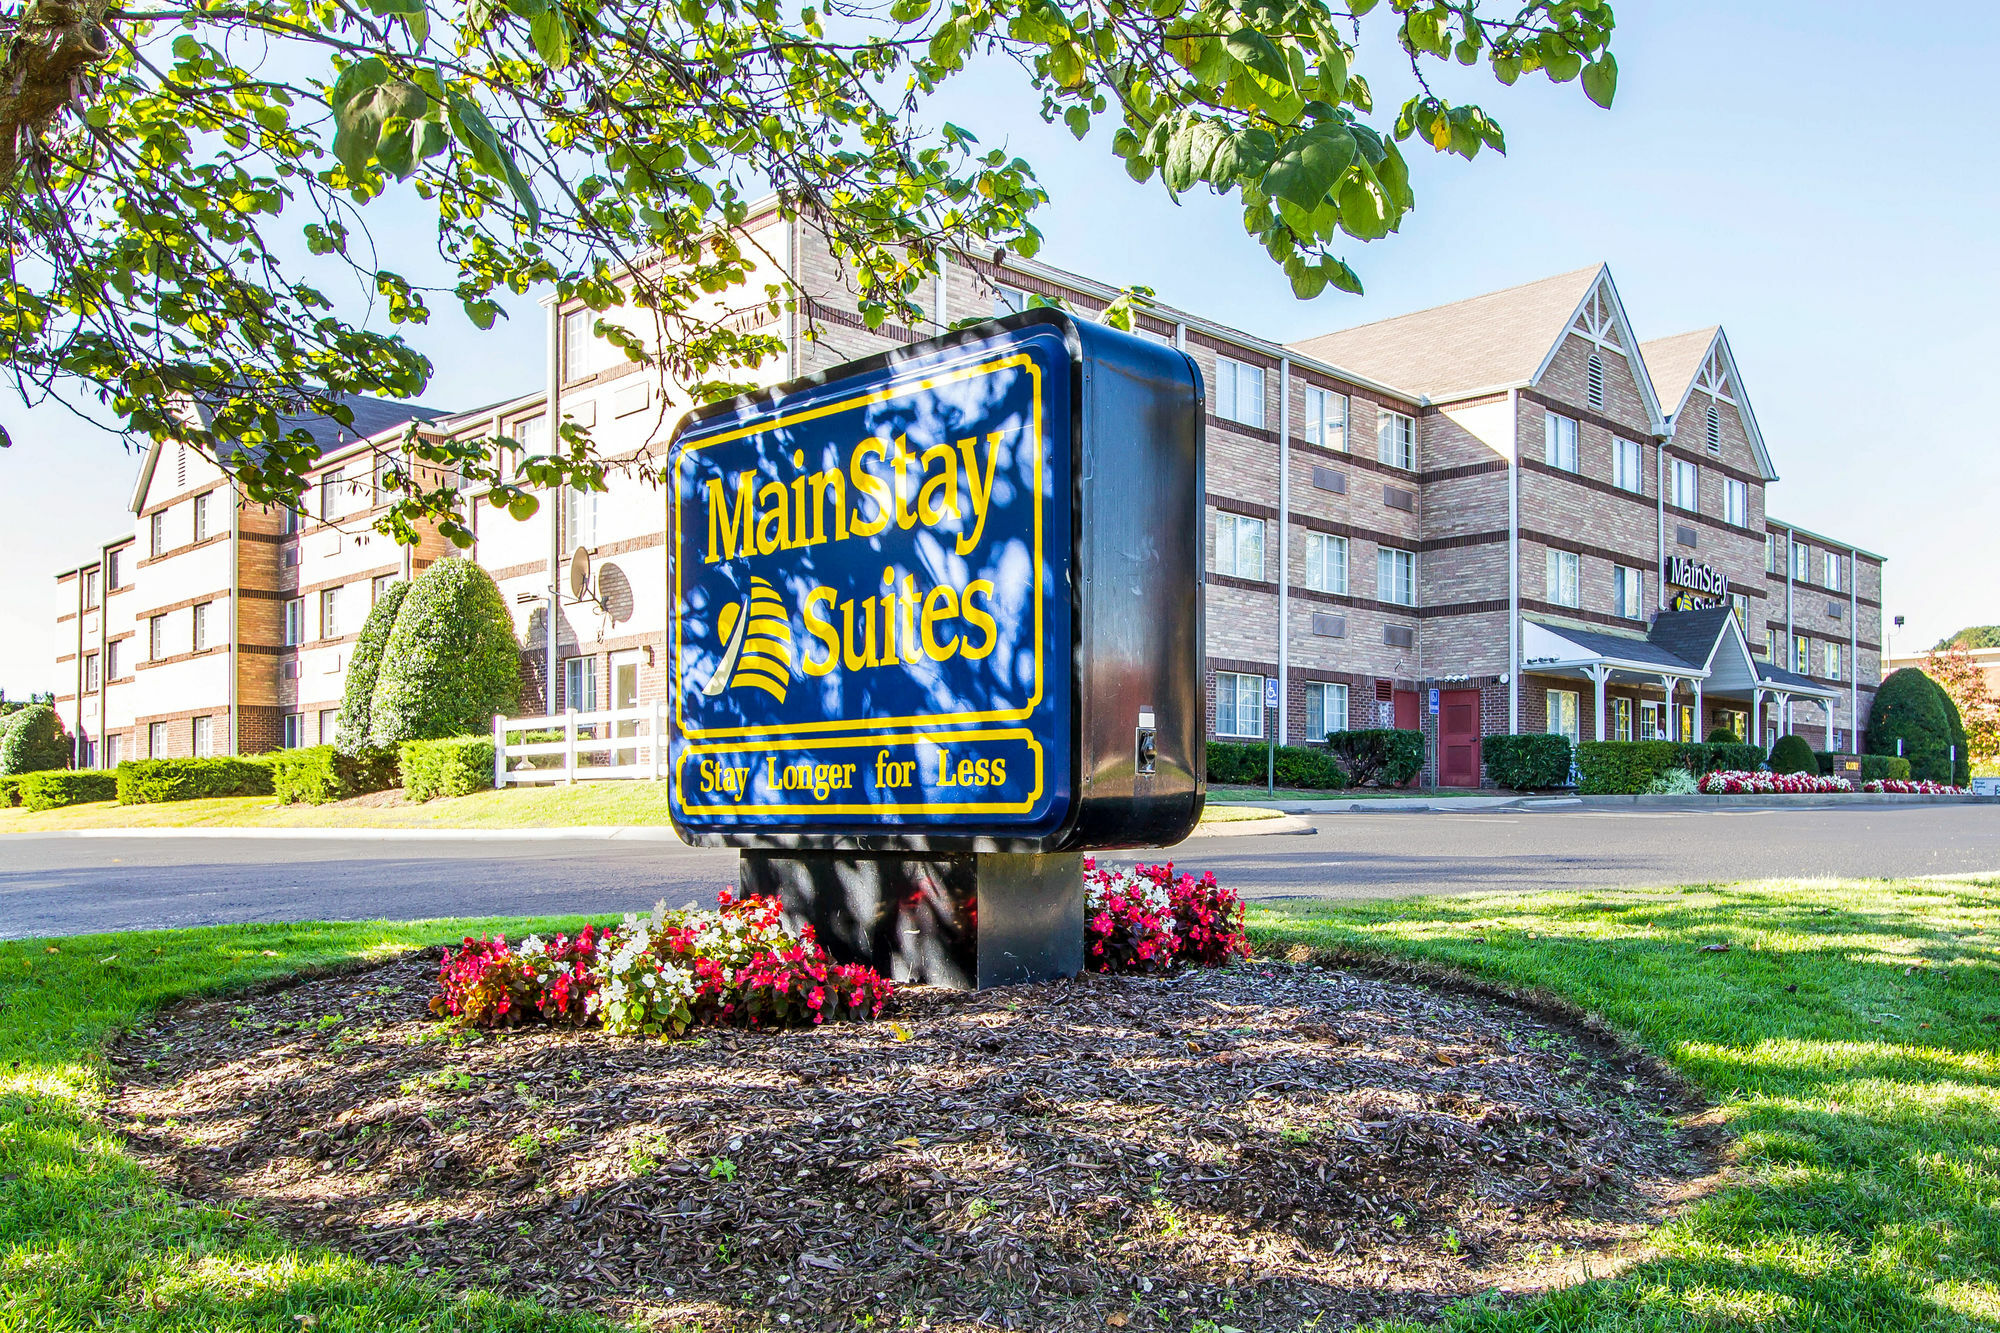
[702,576,794,702]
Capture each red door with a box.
[1392,690,1419,730]
[1439,688,1482,787]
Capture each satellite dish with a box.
[568,546,592,601]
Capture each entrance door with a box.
[1392,689,1419,731]
[609,649,642,768]
[1439,689,1482,787]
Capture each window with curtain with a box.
[1214,672,1264,738]
[1213,512,1265,580]
[1377,547,1416,606]
[1304,532,1348,594]
[1305,681,1348,741]
[1303,387,1347,452]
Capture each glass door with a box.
[609,649,642,768]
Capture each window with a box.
[1377,546,1416,606]
[283,598,304,646]
[149,722,168,757]
[372,574,397,604]
[148,615,164,661]
[83,653,101,692]
[150,511,166,557]
[1723,479,1748,527]
[1214,671,1264,739]
[1614,697,1633,742]
[1303,387,1347,452]
[1640,700,1665,741]
[192,602,211,652]
[107,640,121,680]
[1545,689,1580,744]
[83,569,100,608]
[1544,412,1579,472]
[1767,627,1779,663]
[1213,512,1265,580]
[1213,357,1265,429]
[1672,458,1699,511]
[1305,681,1349,741]
[1586,353,1605,410]
[1732,592,1750,635]
[1795,634,1811,674]
[1827,642,1843,681]
[1825,551,1844,592]
[1791,538,1810,580]
[1304,532,1348,594]
[514,415,550,456]
[193,491,212,542]
[192,716,214,758]
[562,307,608,379]
[106,549,121,588]
[79,738,97,770]
[282,505,301,535]
[1767,533,1780,573]
[1705,404,1722,453]
[1612,438,1643,494]
[993,284,1030,316]
[1546,549,1580,608]
[565,485,599,549]
[104,734,121,767]
[1377,410,1416,470]
[282,714,306,749]
[563,655,599,713]
[321,586,342,640]
[1614,564,1644,620]
[318,709,339,743]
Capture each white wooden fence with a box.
[491,703,668,786]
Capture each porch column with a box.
[1693,680,1704,739]
[1752,686,1765,745]
[1775,692,1792,739]
[1659,674,1678,740]
[1825,701,1835,751]
[1588,664,1611,742]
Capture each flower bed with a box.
[1698,770,1854,795]
[1861,778,1968,794]
[1084,859,1250,972]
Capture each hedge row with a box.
[116,757,273,805]
[1575,740,1767,795]
[401,736,495,802]
[1205,740,1347,790]
[1814,752,1912,782]
[269,745,400,805]
[1481,734,1572,791]
[18,770,118,811]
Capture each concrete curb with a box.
[1183,812,1315,838]
[8,825,695,843]
[1227,792,1999,815]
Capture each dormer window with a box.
[1586,353,1605,410]
[1705,404,1722,453]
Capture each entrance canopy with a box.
[1524,607,1838,743]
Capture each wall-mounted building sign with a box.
[665,309,1204,987]
[1664,554,1728,610]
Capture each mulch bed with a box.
[108,954,1722,1332]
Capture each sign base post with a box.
[741,851,1084,990]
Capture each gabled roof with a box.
[1647,605,1737,672]
[1286,265,1608,404]
[1755,662,1840,699]
[1523,617,1702,673]
[128,394,445,514]
[1639,327,1777,481]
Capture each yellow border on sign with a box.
[676,728,1046,816]
[670,346,1048,740]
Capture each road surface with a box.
[6,802,1998,939]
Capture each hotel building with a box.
[51,212,1883,784]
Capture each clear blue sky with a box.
[4,1,1993,697]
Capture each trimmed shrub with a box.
[1326,729,1425,787]
[401,736,495,802]
[333,578,411,753]
[0,774,22,808]
[368,559,521,748]
[1576,740,1767,794]
[1769,734,1818,775]
[269,745,400,804]
[1814,753,1912,782]
[1482,734,1572,790]
[1705,726,1741,744]
[1867,668,1958,784]
[116,757,274,805]
[1710,742,1766,773]
[0,704,71,776]
[1204,741,1347,790]
[18,770,118,811]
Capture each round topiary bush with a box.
[1768,734,1818,775]
[367,559,522,747]
[1867,669,1957,784]
[1705,726,1740,744]
[0,704,71,776]
[333,577,411,754]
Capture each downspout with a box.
[97,543,111,761]
[1507,388,1520,735]
[934,252,949,331]
[546,302,562,715]
[783,213,799,379]
[72,569,84,765]
[1849,546,1859,746]
[228,484,240,755]
[1655,443,1666,610]
[1276,358,1290,747]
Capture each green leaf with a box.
[530,9,571,66]
[447,90,540,229]
[1285,255,1327,300]
[1261,123,1355,209]
[1582,54,1618,108]
[1223,29,1289,87]
[333,78,426,178]
[1337,165,1391,240]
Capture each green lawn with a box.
[1207,783,1490,802]
[3,878,1997,1331]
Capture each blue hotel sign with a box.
[667,309,1204,853]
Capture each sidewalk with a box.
[1217,791,1999,814]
